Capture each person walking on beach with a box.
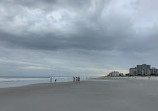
[55,79,57,83]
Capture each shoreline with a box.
[0,78,73,89]
[0,80,83,90]
[0,78,158,111]
[0,76,158,89]
[0,76,91,89]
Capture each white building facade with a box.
[108,71,121,77]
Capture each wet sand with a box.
[0,78,158,111]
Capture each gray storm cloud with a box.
[0,0,158,76]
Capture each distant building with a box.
[150,67,158,76]
[119,73,124,76]
[129,64,158,76]
[125,73,130,76]
[137,64,151,76]
[108,71,124,77]
[129,67,137,76]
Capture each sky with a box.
[0,0,158,76]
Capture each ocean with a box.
[0,76,90,88]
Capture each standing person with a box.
[76,77,78,82]
[55,79,57,83]
[78,77,80,82]
[50,77,52,83]
[73,77,75,82]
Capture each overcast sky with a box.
[0,0,158,76]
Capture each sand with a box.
[0,78,158,111]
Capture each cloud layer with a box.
[0,0,158,76]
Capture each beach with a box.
[0,78,158,111]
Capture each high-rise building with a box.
[129,64,154,76]
[136,64,151,76]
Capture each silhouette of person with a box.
[78,77,80,82]
[50,77,52,83]
[73,77,75,82]
[76,77,78,82]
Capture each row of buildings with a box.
[129,64,158,76]
[107,64,158,77]
[108,71,124,77]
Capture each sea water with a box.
[0,76,90,88]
